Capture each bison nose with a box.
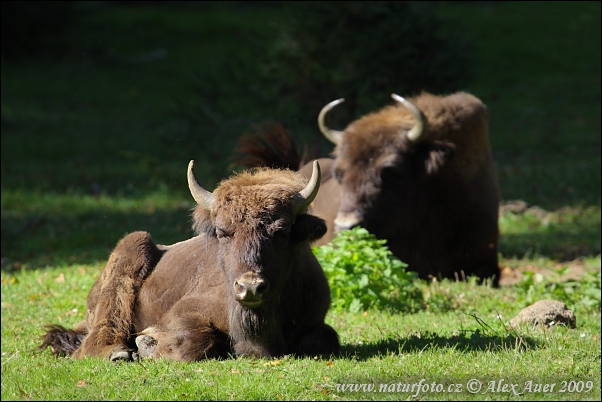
[234,272,269,308]
[334,211,362,232]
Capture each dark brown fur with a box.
[230,121,320,171]
[232,92,501,286]
[39,168,339,361]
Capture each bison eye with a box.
[216,228,232,241]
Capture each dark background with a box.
[1,1,600,270]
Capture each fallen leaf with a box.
[77,380,87,387]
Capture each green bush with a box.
[313,226,423,313]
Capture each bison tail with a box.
[230,122,318,171]
[38,324,86,357]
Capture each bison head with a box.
[188,160,326,310]
[318,94,455,235]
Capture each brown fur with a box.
[232,91,501,286]
[230,122,319,171]
[39,168,339,361]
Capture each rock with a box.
[498,199,551,222]
[510,300,576,329]
[499,200,529,215]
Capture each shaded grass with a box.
[1,189,193,271]
[499,206,601,261]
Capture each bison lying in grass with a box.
[39,160,340,361]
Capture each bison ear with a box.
[191,206,216,236]
[417,141,455,176]
[291,215,327,243]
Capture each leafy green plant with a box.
[313,227,423,313]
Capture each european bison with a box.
[233,91,501,286]
[39,160,340,361]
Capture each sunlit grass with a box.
[2,265,600,401]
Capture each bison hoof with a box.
[135,335,158,359]
[109,345,134,363]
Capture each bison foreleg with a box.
[232,338,286,359]
[290,323,340,357]
[136,307,230,362]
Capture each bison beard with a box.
[38,160,340,361]
[228,301,285,357]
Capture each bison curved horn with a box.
[187,160,215,211]
[318,98,345,145]
[391,94,429,143]
[295,160,321,213]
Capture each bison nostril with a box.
[254,281,268,296]
[334,211,362,232]
[234,281,245,294]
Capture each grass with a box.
[1,2,600,400]
[2,266,600,400]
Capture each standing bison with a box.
[39,160,340,361]
[233,91,501,286]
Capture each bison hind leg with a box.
[39,324,86,357]
[137,323,230,362]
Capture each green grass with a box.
[2,266,600,400]
[1,2,600,400]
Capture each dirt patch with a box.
[498,259,596,286]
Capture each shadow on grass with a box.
[341,330,540,360]
[498,204,601,261]
[1,209,194,272]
